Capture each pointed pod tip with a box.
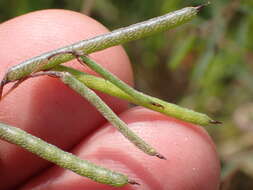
[195,1,211,11]
[0,77,9,101]
[0,89,2,101]
[128,179,140,185]
[209,120,222,125]
[155,153,167,160]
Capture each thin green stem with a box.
[79,55,163,108]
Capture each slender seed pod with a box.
[0,122,133,187]
[51,71,165,159]
[77,55,220,126]
[2,6,201,84]
[53,64,219,127]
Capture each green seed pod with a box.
[0,122,131,187]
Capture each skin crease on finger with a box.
[20,107,220,190]
[0,10,133,189]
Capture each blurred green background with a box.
[0,0,252,189]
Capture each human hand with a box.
[0,10,220,190]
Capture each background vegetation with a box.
[0,0,252,189]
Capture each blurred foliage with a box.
[0,0,253,189]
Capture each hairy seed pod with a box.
[3,6,201,83]
[0,122,131,187]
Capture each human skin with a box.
[0,10,220,190]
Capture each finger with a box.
[21,107,220,190]
[0,10,132,189]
